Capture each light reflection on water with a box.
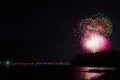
[72,67,115,80]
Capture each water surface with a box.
[72,66,115,80]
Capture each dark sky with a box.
[0,1,120,62]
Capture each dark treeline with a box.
[71,50,120,67]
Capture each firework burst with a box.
[80,33,110,53]
[73,13,113,53]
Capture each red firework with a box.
[80,33,110,53]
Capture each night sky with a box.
[0,1,120,62]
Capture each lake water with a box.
[0,65,119,80]
[72,66,116,80]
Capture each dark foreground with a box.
[0,65,120,80]
[0,65,72,80]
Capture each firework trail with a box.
[73,13,113,53]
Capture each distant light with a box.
[6,61,10,65]
[13,63,16,66]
